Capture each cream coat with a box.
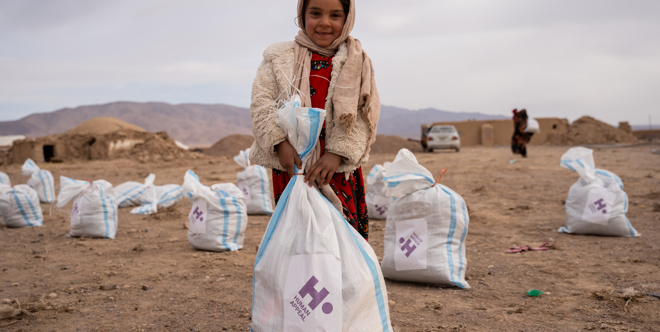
[248,41,372,174]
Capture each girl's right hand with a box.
[276,140,302,177]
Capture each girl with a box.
[248,0,380,240]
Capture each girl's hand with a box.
[276,140,302,177]
[304,152,341,187]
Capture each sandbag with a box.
[559,147,638,237]
[251,95,392,332]
[0,184,43,228]
[21,158,55,203]
[183,170,247,252]
[366,163,393,220]
[115,174,155,208]
[130,184,183,215]
[0,172,9,186]
[525,118,540,134]
[57,176,118,239]
[381,149,470,288]
[234,149,274,215]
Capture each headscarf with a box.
[293,0,380,152]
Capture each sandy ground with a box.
[1,145,659,332]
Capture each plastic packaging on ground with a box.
[234,149,274,215]
[21,158,55,203]
[381,149,470,288]
[0,184,43,228]
[183,170,247,252]
[559,147,639,237]
[57,176,118,239]
[114,174,155,208]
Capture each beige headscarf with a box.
[293,0,380,155]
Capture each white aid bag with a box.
[234,149,274,215]
[0,184,43,228]
[57,177,118,239]
[183,170,247,251]
[366,163,394,220]
[525,118,540,134]
[251,95,392,332]
[0,172,10,186]
[559,147,638,237]
[130,184,183,215]
[115,174,155,208]
[21,158,55,203]
[381,149,470,288]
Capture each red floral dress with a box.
[272,53,369,240]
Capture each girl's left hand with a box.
[304,152,342,187]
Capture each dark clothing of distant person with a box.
[511,109,533,157]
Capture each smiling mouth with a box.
[316,32,333,37]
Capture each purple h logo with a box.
[299,276,333,314]
[399,237,417,257]
[191,206,204,221]
[593,198,607,214]
[375,204,387,215]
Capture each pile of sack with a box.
[183,170,247,252]
[251,95,392,331]
[21,158,55,203]
[366,163,393,220]
[559,147,639,237]
[381,149,470,288]
[115,174,183,215]
[234,149,273,215]
[57,176,118,239]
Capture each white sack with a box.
[115,174,155,208]
[130,184,183,215]
[57,176,118,239]
[183,170,247,252]
[234,149,274,215]
[21,158,55,203]
[0,172,9,186]
[559,147,638,237]
[0,184,43,228]
[525,118,540,134]
[366,163,394,220]
[381,149,470,288]
[251,95,392,332]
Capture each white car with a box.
[425,125,460,152]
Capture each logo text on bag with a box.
[289,276,333,322]
[375,204,388,216]
[588,198,607,215]
[191,206,204,222]
[399,231,423,257]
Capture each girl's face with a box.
[304,0,346,48]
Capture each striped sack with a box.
[21,158,55,203]
[0,184,43,228]
[234,148,274,215]
[57,177,118,239]
[381,148,470,288]
[114,174,155,208]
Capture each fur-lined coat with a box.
[248,41,372,174]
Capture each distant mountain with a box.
[0,101,509,145]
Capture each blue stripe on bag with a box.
[159,187,181,201]
[12,192,34,227]
[37,171,49,200]
[622,193,637,237]
[298,108,321,160]
[118,186,146,206]
[383,173,434,186]
[23,193,42,226]
[111,197,118,236]
[100,187,110,238]
[321,193,390,332]
[560,160,577,172]
[159,193,182,205]
[251,176,297,330]
[216,190,233,251]
[457,197,469,282]
[441,187,467,288]
[231,196,242,245]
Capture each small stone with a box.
[141,285,149,291]
[388,300,395,306]
[1,299,11,304]
[108,296,115,301]
[11,283,18,287]
[192,254,198,258]
[48,293,57,299]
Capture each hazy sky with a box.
[1,0,659,126]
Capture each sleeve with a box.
[250,59,287,154]
[324,110,370,169]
